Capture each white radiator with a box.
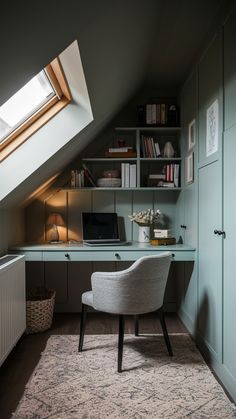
[0,254,26,366]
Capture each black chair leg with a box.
[118,315,125,372]
[158,308,173,356]
[134,315,139,336]
[78,303,88,352]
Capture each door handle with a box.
[214,230,226,238]
[180,225,187,229]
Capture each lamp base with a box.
[49,240,64,244]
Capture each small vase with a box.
[163,141,175,158]
[138,225,150,243]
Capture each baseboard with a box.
[196,331,236,404]
[178,308,195,336]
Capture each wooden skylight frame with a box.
[0,57,72,162]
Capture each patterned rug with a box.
[13,334,236,418]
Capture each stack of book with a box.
[105,146,136,158]
[121,163,137,187]
[137,104,179,126]
[147,163,180,188]
[141,136,161,158]
[71,163,96,188]
[152,229,176,245]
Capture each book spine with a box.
[125,163,130,187]
[130,164,136,187]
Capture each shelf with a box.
[63,187,182,191]
[116,126,181,132]
[82,158,138,162]
[140,157,181,162]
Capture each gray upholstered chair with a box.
[78,252,173,372]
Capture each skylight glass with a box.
[0,70,56,143]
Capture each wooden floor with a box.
[0,312,187,419]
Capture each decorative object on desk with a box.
[186,152,194,184]
[128,209,161,226]
[188,118,196,150]
[154,229,173,238]
[128,209,161,243]
[138,225,150,242]
[150,238,176,246]
[47,212,64,243]
[163,141,175,158]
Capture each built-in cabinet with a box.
[178,9,236,403]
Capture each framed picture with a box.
[188,119,196,150]
[186,152,194,184]
[206,99,218,157]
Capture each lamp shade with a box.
[47,212,64,226]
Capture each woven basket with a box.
[26,288,56,334]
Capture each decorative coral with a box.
[128,209,161,226]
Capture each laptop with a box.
[82,212,128,246]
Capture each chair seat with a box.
[82,290,94,307]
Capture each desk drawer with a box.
[13,251,43,261]
[42,249,195,262]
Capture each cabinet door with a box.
[198,161,222,361]
[223,126,236,380]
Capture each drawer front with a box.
[13,251,43,261]
[42,250,195,262]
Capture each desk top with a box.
[11,242,195,252]
[10,242,195,262]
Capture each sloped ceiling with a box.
[0,0,232,207]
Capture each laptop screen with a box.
[82,212,119,242]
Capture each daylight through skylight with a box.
[0,70,56,143]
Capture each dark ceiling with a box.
[145,0,233,88]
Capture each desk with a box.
[11,243,195,262]
[11,243,195,312]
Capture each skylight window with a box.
[0,70,58,143]
[0,58,72,162]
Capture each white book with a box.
[125,163,130,187]
[174,164,180,187]
[129,164,136,187]
[121,163,125,188]
[108,147,132,152]
[154,229,173,238]
[154,142,161,157]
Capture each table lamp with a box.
[47,212,64,243]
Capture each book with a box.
[162,182,175,188]
[129,164,137,187]
[125,163,130,187]
[150,238,176,246]
[153,229,173,238]
[82,163,96,187]
[105,151,137,158]
[154,142,161,157]
[148,173,166,179]
[108,147,132,152]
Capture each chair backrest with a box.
[91,252,172,315]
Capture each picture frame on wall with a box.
[188,119,196,151]
[186,152,194,184]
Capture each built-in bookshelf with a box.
[66,126,181,191]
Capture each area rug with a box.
[13,334,236,418]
